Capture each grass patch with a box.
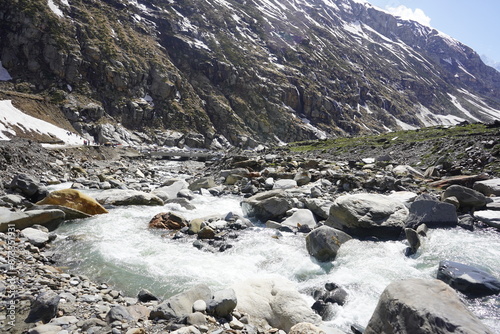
[287,123,495,153]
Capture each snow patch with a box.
[447,94,480,122]
[0,100,86,145]
[300,117,327,140]
[48,0,64,17]
[415,104,466,127]
[0,61,12,81]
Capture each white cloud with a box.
[386,5,431,27]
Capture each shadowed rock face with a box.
[1,0,499,147]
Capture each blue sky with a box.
[364,0,500,67]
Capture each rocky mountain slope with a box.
[1,0,499,148]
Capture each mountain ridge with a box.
[0,0,499,148]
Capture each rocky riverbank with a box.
[1,128,500,334]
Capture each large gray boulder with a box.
[0,209,65,232]
[364,279,494,334]
[241,190,293,222]
[473,178,500,196]
[437,260,500,297]
[232,277,321,332]
[442,185,488,210]
[95,189,164,206]
[326,193,409,239]
[150,284,212,320]
[405,200,458,229]
[306,226,352,262]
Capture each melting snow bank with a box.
[0,100,85,144]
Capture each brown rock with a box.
[148,212,188,230]
[36,189,108,215]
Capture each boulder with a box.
[152,180,189,201]
[441,185,488,210]
[404,228,420,256]
[137,289,158,302]
[241,190,293,222]
[105,305,134,323]
[188,177,216,191]
[22,227,50,247]
[294,171,312,186]
[148,212,188,230]
[273,179,297,190]
[306,226,352,262]
[405,200,458,229]
[198,226,216,239]
[9,173,49,203]
[36,189,108,215]
[304,199,334,220]
[207,288,237,317]
[25,291,60,323]
[27,204,91,220]
[364,279,494,334]
[0,209,65,232]
[326,193,409,239]
[150,284,212,320]
[232,277,321,332]
[95,189,164,206]
[437,260,500,297]
[474,210,500,228]
[473,178,500,196]
[282,209,317,230]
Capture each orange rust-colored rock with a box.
[37,189,108,215]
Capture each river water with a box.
[49,169,500,332]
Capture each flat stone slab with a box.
[437,260,500,297]
[474,210,500,228]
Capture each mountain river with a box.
[49,165,500,333]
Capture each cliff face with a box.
[1,0,499,147]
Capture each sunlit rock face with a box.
[1,0,499,147]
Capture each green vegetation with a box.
[288,123,496,153]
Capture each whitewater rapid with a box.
[49,180,500,332]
